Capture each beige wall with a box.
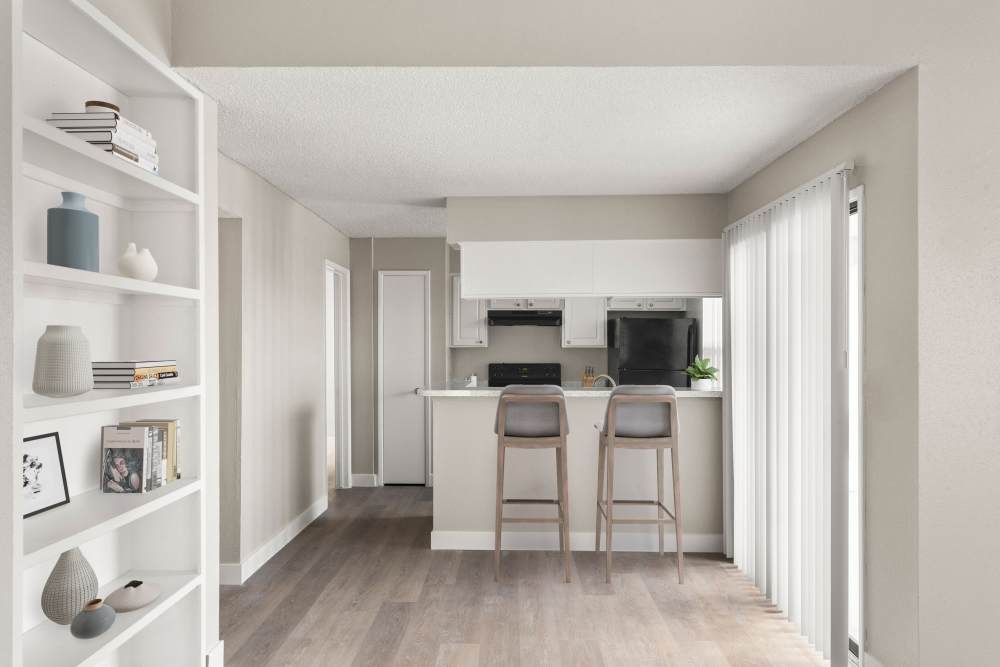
[218,154,351,567]
[91,0,172,63]
[447,195,727,244]
[350,238,448,476]
[728,70,918,667]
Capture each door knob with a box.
[413,387,422,394]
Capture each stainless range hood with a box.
[487,310,562,327]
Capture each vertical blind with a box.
[723,167,849,660]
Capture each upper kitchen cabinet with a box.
[460,239,722,298]
[607,297,688,311]
[562,297,607,348]
[451,275,488,347]
[593,239,723,296]
[487,297,563,310]
[460,241,594,298]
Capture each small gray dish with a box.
[70,598,115,639]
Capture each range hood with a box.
[487,310,562,327]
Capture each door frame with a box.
[377,270,432,486]
[848,185,866,664]
[325,260,352,489]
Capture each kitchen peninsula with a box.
[421,385,724,553]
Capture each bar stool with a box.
[494,385,571,583]
[595,385,683,584]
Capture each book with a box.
[147,426,165,491]
[108,145,159,174]
[93,371,179,382]
[47,112,153,138]
[132,419,181,481]
[101,425,150,493]
[92,139,159,165]
[65,129,157,151]
[93,360,177,369]
[93,379,152,390]
[93,366,177,377]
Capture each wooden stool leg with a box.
[605,443,615,584]
[555,446,565,555]
[494,441,506,582]
[595,439,606,551]
[671,445,684,584]
[559,442,571,583]
[656,448,665,556]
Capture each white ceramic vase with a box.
[118,242,158,281]
[41,548,99,625]
[691,378,714,391]
[32,325,93,397]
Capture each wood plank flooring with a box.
[221,486,823,666]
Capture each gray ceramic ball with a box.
[70,598,115,639]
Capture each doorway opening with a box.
[847,186,864,663]
[377,270,431,486]
[325,260,352,490]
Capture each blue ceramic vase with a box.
[47,192,99,272]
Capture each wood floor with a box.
[221,486,823,666]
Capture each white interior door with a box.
[379,271,430,485]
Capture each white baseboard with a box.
[205,640,225,667]
[220,496,328,585]
[352,473,378,487]
[863,653,885,667]
[431,530,723,553]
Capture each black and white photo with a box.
[22,433,69,518]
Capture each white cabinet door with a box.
[526,297,563,309]
[606,296,647,311]
[452,276,488,347]
[460,241,595,298]
[562,297,607,347]
[593,239,723,296]
[646,297,687,311]
[488,298,523,310]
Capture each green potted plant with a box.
[686,355,719,391]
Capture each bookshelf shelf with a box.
[22,384,203,423]
[23,479,202,568]
[22,570,201,667]
[23,117,200,205]
[21,261,201,301]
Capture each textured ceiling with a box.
[180,66,903,237]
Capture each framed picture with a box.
[23,432,70,518]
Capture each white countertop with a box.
[418,384,722,398]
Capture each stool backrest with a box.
[495,385,568,438]
[603,385,677,439]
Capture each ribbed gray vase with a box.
[41,548,99,625]
[47,191,99,272]
[32,325,93,397]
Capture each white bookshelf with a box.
[5,1,215,666]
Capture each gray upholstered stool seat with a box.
[493,385,571,583]
[595,385,684,584]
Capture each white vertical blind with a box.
[723,167,849,660]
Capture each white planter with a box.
[691,378,715,392]
[32,325,93,397]
[118,242,159,281]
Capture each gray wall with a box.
[728,70,918,667]
[218,154,351,566]
[447,194,727,244]
[350,238,448,476]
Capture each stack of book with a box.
[46,100,159,174]
[92,360,178,390]
[101,418,181,494]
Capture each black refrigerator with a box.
[607,317,698,387]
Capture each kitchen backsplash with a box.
[449,325,606,385]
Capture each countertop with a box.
[418,382,722,398]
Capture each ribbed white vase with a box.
[32,325,93,397]
[41,548,99,625]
